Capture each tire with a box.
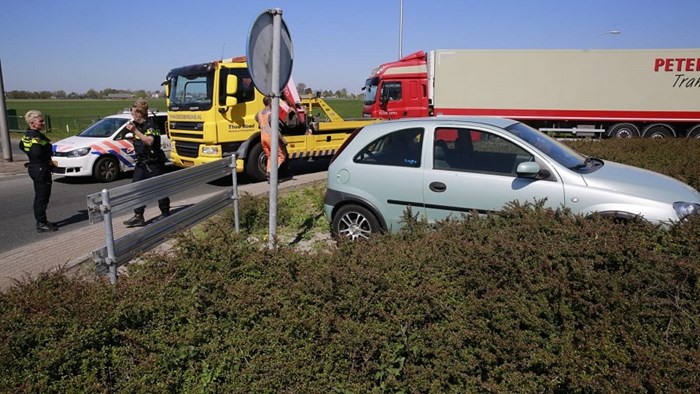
[93,156,120,182]
[245,142,267,182]
[606,123,639,139]
[687,124,700,139]
[642,123,674,138]
[331,204,381,241]
[245,141,290,182]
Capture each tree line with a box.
[6,85,362,100]
[5,89,161,100]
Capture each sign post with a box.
[247,8,293,249]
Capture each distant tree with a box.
[55,90,67,99]
[85,89,99,99]
[134,90,147,98]
[101,88,118,97]
[296,82,307,96]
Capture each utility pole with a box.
[0,59,12,162]
[398,0,404,59]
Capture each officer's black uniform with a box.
[20,128,58,232]
[123,119,170,227]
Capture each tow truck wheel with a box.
[245,142,267,182]
[93,156,120,182]
[245,142,291,183]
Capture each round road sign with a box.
[246,9,293,96]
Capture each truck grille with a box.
[175,141,201,158]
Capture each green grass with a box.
[6,99,167,138]
[6,98,362,140]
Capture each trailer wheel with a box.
[642,123,674,138]
[686,124,700,139]
[606,123,639,139]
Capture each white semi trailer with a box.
[362,49,700,138]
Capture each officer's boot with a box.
[37,221,59,233]
[123,214,145,227]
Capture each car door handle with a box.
[429,181,446,193]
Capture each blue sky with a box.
[2,0,699,94]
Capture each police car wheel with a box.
[93,156,119,182]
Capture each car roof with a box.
[104,111,168,119]
[363,116,520,130]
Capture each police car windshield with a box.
[78,118,129,138]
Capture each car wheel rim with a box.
[338,212,372,240]
[101,161,116,179]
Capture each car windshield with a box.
[78,117,128,138]
[504,122,588,169]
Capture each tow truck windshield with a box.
[167,71,214,111]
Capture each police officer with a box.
[20,110,58,232]
[122,99,170,227]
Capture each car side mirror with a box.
[124,132,134,140]
[516,161,541,178]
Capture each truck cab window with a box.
[381,82,402,103]
[219,69,255,105]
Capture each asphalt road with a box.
[0,157,330,254]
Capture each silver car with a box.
[324,117,700,240]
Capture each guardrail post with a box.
[100,188,118,284]
[230,154,240,233]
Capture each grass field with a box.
[6,98,362,139]
[6,99,167,137]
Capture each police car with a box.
[52,110,170,182]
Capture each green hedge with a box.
[0,139,698,392]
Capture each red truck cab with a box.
[362,51,430,120]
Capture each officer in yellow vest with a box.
[19,110,58,232]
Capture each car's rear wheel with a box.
[93,156,119,182]
[332,204,380,241]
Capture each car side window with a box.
[354,127,423,168]
[433,128,533,176]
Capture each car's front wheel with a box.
[332,204,380,241]
[93,156,119,182]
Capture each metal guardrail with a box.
[86,155,240,284]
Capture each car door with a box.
[349,127,426,231]
[423,126,566,223]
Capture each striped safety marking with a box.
[288,149,336,159]
[55,140,137,168]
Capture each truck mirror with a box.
[226,74,239,96]
[226,96,238,107]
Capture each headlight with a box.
[67,147,91,157]
[201,146,220,155]
[673,202,700,220]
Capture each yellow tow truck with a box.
[163,57,378,182]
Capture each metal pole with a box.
[398,0,404,59]
[230,154,240,233]
[101,189,118,284]
[0,59,12,162]
[268,8,282,250]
